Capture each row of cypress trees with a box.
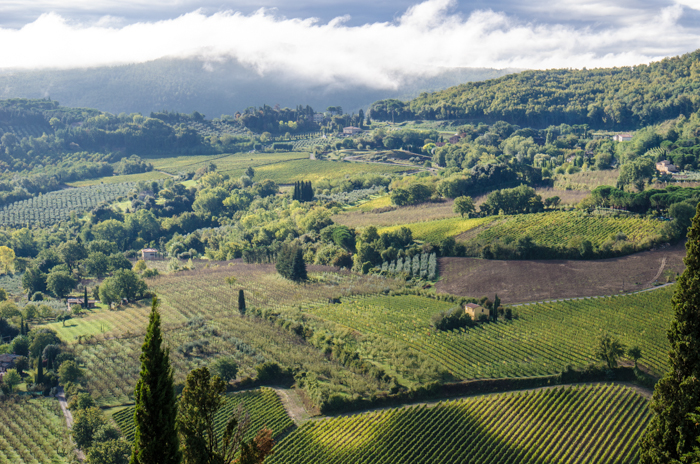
[292,181,314,202]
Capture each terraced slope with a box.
[267,384,650,464]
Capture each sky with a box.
[1,0,700,89]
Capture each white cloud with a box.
[0,0,698,89]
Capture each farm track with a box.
[57,387,85,461]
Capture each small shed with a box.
[465,303,489,320]
[0,353,19,373]
[141,248,158,260]
[343,126,362,135]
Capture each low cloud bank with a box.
[1,0,699,89]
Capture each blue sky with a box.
[2,1,700,88]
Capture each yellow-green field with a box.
[68,171,169,187]
[251,159,406,184]
[377,216,494,242]
[148,152,308,177]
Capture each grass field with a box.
[68,171,169,187]
[148,152,308,177]
[252,159,405,184]
[308,287,673,380]
[268,383,649,464]
[114,388,294,443]
[436,243,686,303]
[335,199,458,228]
[0,397,74,464]
[377,216,494,242]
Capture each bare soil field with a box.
[436,242,687,304]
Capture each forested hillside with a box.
[369,49,700,129]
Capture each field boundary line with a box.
[511,282,674,307]
[57,387,86,461]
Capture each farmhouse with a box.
[343,126,362,135]
[613,133,633,142]
[465,303,489,320]
[66,298,97,310]
[448,135,461,144]
[141,248,158,260]
[0,353,19,373]
[656,160,679,174]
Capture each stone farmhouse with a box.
[656,160,679,174]
[465,303,488,320]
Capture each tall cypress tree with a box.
[238,289,246,315]
[130,297,181,464]
[290,247,308,282]
[640,204,700,463]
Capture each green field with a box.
[0,183,135,226]
[374,210,668,247]
[0,398,74,464]
[68,171,169,187]
[309,288,672,380]
[114,388,294,443]
[378,216,494,242]
[251,159,406,184]
[268,384,649,464]
[472,211,667,247]
[148,152,308,177]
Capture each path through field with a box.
[57,387,85,461]
[270,387,313,425]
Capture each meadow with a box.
[268,383,649,464]
[0,182,135,226]
[308,287,673,380]
[0,397,74,464]
[114,388,294,443]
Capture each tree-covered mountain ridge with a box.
[369,49,700,129]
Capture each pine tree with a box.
[130,297,181,464]
[640,204,700,463]
[238,290,246,315]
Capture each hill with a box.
[0,58,516,117]
[369,49,700,129]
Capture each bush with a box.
[211,357,239,383]
[31,292,44,301]
[255,361,288,384]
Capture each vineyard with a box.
[470,211,667,248]
[114,388,294,443]
[0,123,50,138]
[309,287,673,380]
[0,182,135,226]
[0,398,74,464]
[68,171,169,187]
[267,384,650,464]
[64,265,405,405]
[378,216,494,243]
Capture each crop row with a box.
[474,211,666,247]
[0,124,48,138]
[309,287,672,380]
[0,398,73,464]
[267,383,650,464]
[114,387,294,443]
[0,182,135,226]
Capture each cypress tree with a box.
[37,356,43,385]
[640,204,700,463]
[83,287,89,309]
[130,297,181,464]
[238,289,246,315]
[275,245,293,279]
[290,247,307,282]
